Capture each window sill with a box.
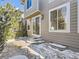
[49,30,70,33]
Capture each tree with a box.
[0,3,23,40]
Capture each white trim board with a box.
[32,15,42,37]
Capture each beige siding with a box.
[26,0,79,51]
[40,0,79,49]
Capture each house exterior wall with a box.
[26,0,79,50]
[25,0,40,18]
[40,0,79,49]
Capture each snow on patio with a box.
[0,37,79,59]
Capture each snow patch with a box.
[49,43,67,49]
[9,55,28,59]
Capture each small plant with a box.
[15,45,22,48]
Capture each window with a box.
[33,17,40,35]
[78,0,79,33]
[49,3,70,32]
[27,20,30,31]
[27,0,32,9]
[32,15,41,37]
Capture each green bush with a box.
[0,3,24,40]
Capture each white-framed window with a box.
[27,0,32,9]
[49,3,70,33]
[32,15,42,37]
[77,0,79,33]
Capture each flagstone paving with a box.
[0,40,28,59]
[0,37,79,59]
[9,55,28,59]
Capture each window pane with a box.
[33,17,40,35]
[27,0,29,9]
[27,0,32,9]
[27,20,30,30]
[58,7,66,30]
[29,0,32,7]
[36,17,40,34]
[50,10,57,30]
[33,19,36,34]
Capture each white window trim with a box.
[49,3,70,33]
[32,15,42,37]
[77,0,79,33]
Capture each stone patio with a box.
[0,37,79,59]
[9,55,28,59]
[0,40,28,59]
